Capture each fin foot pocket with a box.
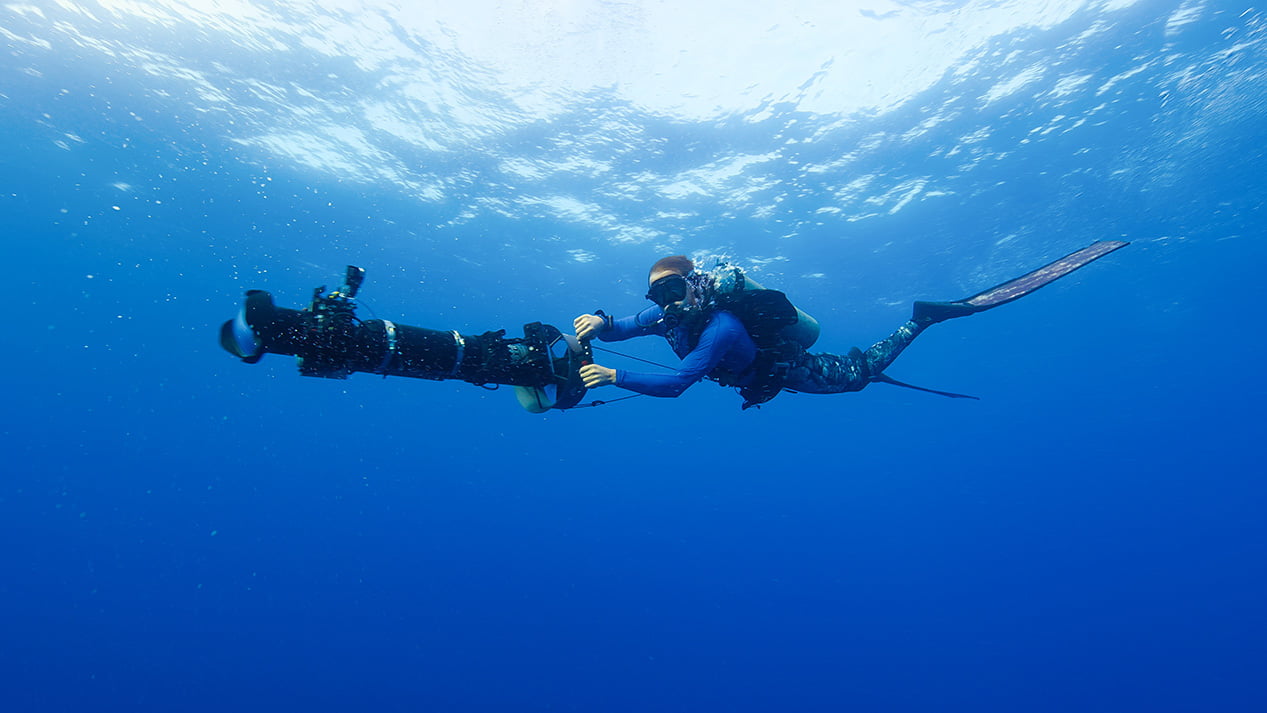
[912,300,979,326]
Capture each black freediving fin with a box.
[870,373,980,400]
[913,240,1128,325]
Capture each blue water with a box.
[3,1,1265,711]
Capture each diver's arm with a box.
[596,306,666,342]
[612,315,741,397]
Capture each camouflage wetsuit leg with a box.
[782,320,926,394]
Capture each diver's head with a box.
[646,255,696,310]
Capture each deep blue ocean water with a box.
[3,1,1265,711]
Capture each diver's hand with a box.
[580,363,617,388]
[574,314,606,341]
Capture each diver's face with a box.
[647,269,693,310]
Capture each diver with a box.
[574,242,1128,409]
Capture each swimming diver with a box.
[574,241,1128,409]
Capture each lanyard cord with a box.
[564,393,643,409]
[590,344,677,372]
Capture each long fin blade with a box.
[870,373,980,400]
[964,240,1128,309]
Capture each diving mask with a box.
[646,274,689,307]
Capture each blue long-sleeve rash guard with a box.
[598,306,757,397]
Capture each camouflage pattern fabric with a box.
[782,320,926,394]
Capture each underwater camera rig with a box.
[219,266,590,412]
